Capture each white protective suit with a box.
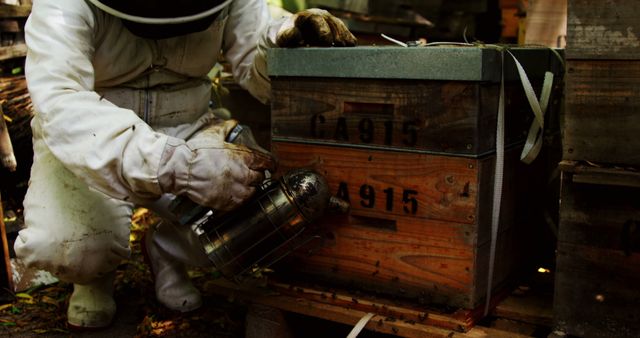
[14,0,281,325]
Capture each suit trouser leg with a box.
[15,136,132,284]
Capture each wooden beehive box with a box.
[269,47,562,157]
[554,161,640,337]
[267,46,562,309]
[563,0,640,165]
[556,2,640,335]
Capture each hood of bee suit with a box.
[86,0,232,39]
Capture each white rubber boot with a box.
[144,228,202,312]
[67,274,116,329]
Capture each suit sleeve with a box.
[222,0,284,104]
[25,0,168,201]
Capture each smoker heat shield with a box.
[190,169,337,281]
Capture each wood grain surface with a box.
[563,60,640,165]
[271,78,533,156]
[272,142,524,309]
[567,0,640,59]
[554,170,640,337]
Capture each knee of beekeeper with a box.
[14,226,130,284]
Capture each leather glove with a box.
[276,8,357,47]
[158,119,276,211]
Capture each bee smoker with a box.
[169,125,348,281]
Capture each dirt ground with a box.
[0,210,250,338]
[0,208,396,338]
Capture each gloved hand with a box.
[276,8,357,47]
[158,119,276,211]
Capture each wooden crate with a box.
[269,46,563,157]
[272,78,533,157]
[554,161,640,337]
[563,60,640,166]
[271,141,525,309]
[266,46,561,310]
[567,0,640,60]
[563,0,640,165]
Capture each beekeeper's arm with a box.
[25,0,272,211]
[224,2,357,104]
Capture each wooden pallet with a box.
[206,277,532,338]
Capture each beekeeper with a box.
[14,0,356,329]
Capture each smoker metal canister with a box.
[191,168,333,281]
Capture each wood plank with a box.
[0,43,26,61]
[205,279,532,337]
[271,142,523,309]
[567,0,640,59]
[494,285,554,327]
[0,4,30,18]
[563,60,640,165]
[278,227,519,310]
[554,172,640,337]
[272,141,480,308]
[272,141,480,225]
[495,297,553,328]
[207,278,467,337]
[559,160,640,188]
[268,281,472,332]
[272,141,520,241]
[558,171,640,252]
[271,78,534,156]
[279,218,479,309]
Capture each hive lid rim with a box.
[267,46,560,82]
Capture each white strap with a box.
[347,312,375,338]
[484,50,506,316]
[380,33,408,47]
[372,38,556,317]
[484,50,555,316]
[506,50,555,164]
